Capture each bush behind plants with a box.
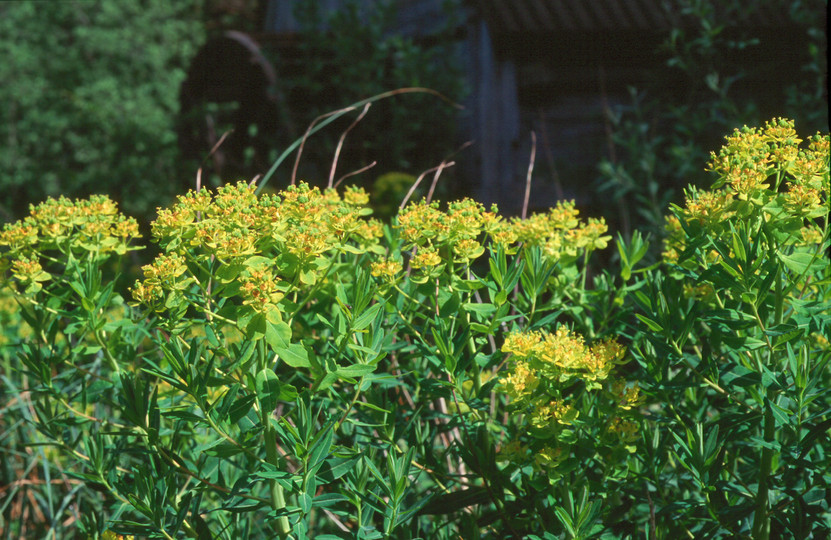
[0,1,204,224]
[1,119,829,538]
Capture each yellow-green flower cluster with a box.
[395,197,610,274]
[370,258,403,282]
[498,327,640,472]
[497,438,567,470]
[0,195,140,297]
[134,181,381,312]
[609,380,646,411]
[608,417,639,444]
[410,246,442,269]
[533,445,567,470]
[9,256,51,295]
[152,182,379,262]
[499,359,539,402]
[530,399,578,430]
[239,266,284,313]
[664,119,829,263]
[395,198,497,267]
[501,326,623,389]
[130,253,192,312]
[496,439,527,463]
[1,195,140,256]
[502,201,610,259]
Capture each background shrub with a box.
[0,0,205,224]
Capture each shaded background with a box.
[1,0,827,239]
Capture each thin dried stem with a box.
[261,87,461,193]
[522,131,537,220]
[426,161,455,204]
[207,129,234,164]
[425,140,471,203]
[334,161,377,189]
[400,164,444,210]
[329,103,371,189]
[292,87,459,187]
[291,107,359,186]
[195,128,234,191]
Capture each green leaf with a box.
[162,410,208,425]
[254,461,294,478]
[312,494,350,508]
[337,363,377,379]
[318,455,360,483]
[203,323,220,347]
[307,421,335,471]
[463,302,496,317]
[354,401,390,414]
[768,399,791,427]
[635,314,663,333]
[778,251,823,274]
[452,278,485,291]
[265,320,292,350]
[227,394,257,424]
[244,255,273,270]
[204,441,245,458]
[417,487,490,515]
[554,506,576,536]
[315,372,338,392]
[352,302,383,331]
[245,312,267,341]
[256,368,281,413]
[494,289,508,306]
[216,263,245,284]
[299,268,317,286]
[720,365,762,388]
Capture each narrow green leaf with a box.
[463,302,496,316]
[162,410,208,425]
[636,314,663,332]
[352,303,383,331]
[307,422,334,472]
[768,400,791,427]
[318,455,360,483]
[554,506,576,535]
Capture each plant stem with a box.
[93,325,121,374]
[751,386,775,539]
[265,423,291,538]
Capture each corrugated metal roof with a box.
[476,0,794,34]
[478,0,672,33]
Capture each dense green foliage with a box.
[0,0,204,223]
[1,119,828,538]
